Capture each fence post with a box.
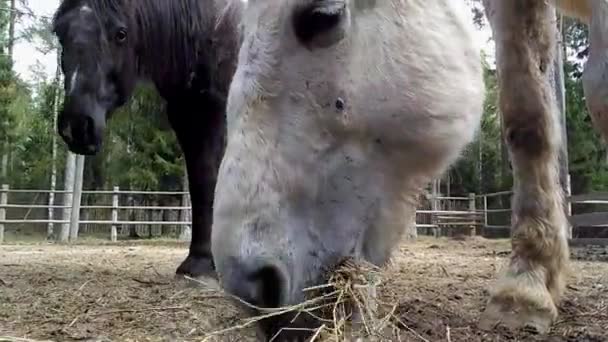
[179,191,192,242]
[468,193,476,236]
[179,168,192,242]
[431,179,439,237]
[47,188,55,240]
[0,184,8,244]
[60,153,76,243]
[111,186,119,242]
[69,155,85,241]
[566,174,573,239]
[483,195,488,236]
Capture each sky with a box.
[12,0,495,83]
[12,0,60,82]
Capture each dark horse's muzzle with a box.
[58,96,106,155]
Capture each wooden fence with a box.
[1,184,607,244]
[473,190,608,244]
[0,185,191,243]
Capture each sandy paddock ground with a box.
[0,237,606,342]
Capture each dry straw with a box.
[195,258,420,342]
[0,338,54,342]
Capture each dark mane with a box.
[135,0,243,98]
[53,0,244,99]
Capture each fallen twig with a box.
[77,280,92,291]
[0,337,53,342]
[65,315,79,329]
[88,306,186,316]
[131,277,170,286]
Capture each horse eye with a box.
[115,29,127,42]
[293,1,347,48]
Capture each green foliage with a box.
[10,77,65,188]
[1,0,16,184]
[447,17,606,198]
[0,54,15,142]
[20,16,58,55]
[562,19,608,193]
[103,84,184,190]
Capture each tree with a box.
[561,19,608,194]
[0,0,14,183]
[104,84,184,191]
[47,51,63,238]
[449,56,503,196]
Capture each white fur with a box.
[212,0,484,303]
[80,5,92,13]
[68,66,79,95]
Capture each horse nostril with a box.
[84,116,96,144]
[250,265,284,308]
[227,259,288,309]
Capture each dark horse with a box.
[52,0,244,278]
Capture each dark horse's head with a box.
[52,0,137,155]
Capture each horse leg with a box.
[480,0,569,333]
[169,101,226,279]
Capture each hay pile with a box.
[304,259,400,341]
[196,258,414,342]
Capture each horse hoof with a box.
[479,291,556,335]
[175,254,218,280]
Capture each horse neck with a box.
[132,0,235,97]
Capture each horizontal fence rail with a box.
[0,184,192,243]
[1,183,607,244]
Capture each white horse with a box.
[209,0,605,339]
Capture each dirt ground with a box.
[0,237,606,342]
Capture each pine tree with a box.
[0,0,15,183]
